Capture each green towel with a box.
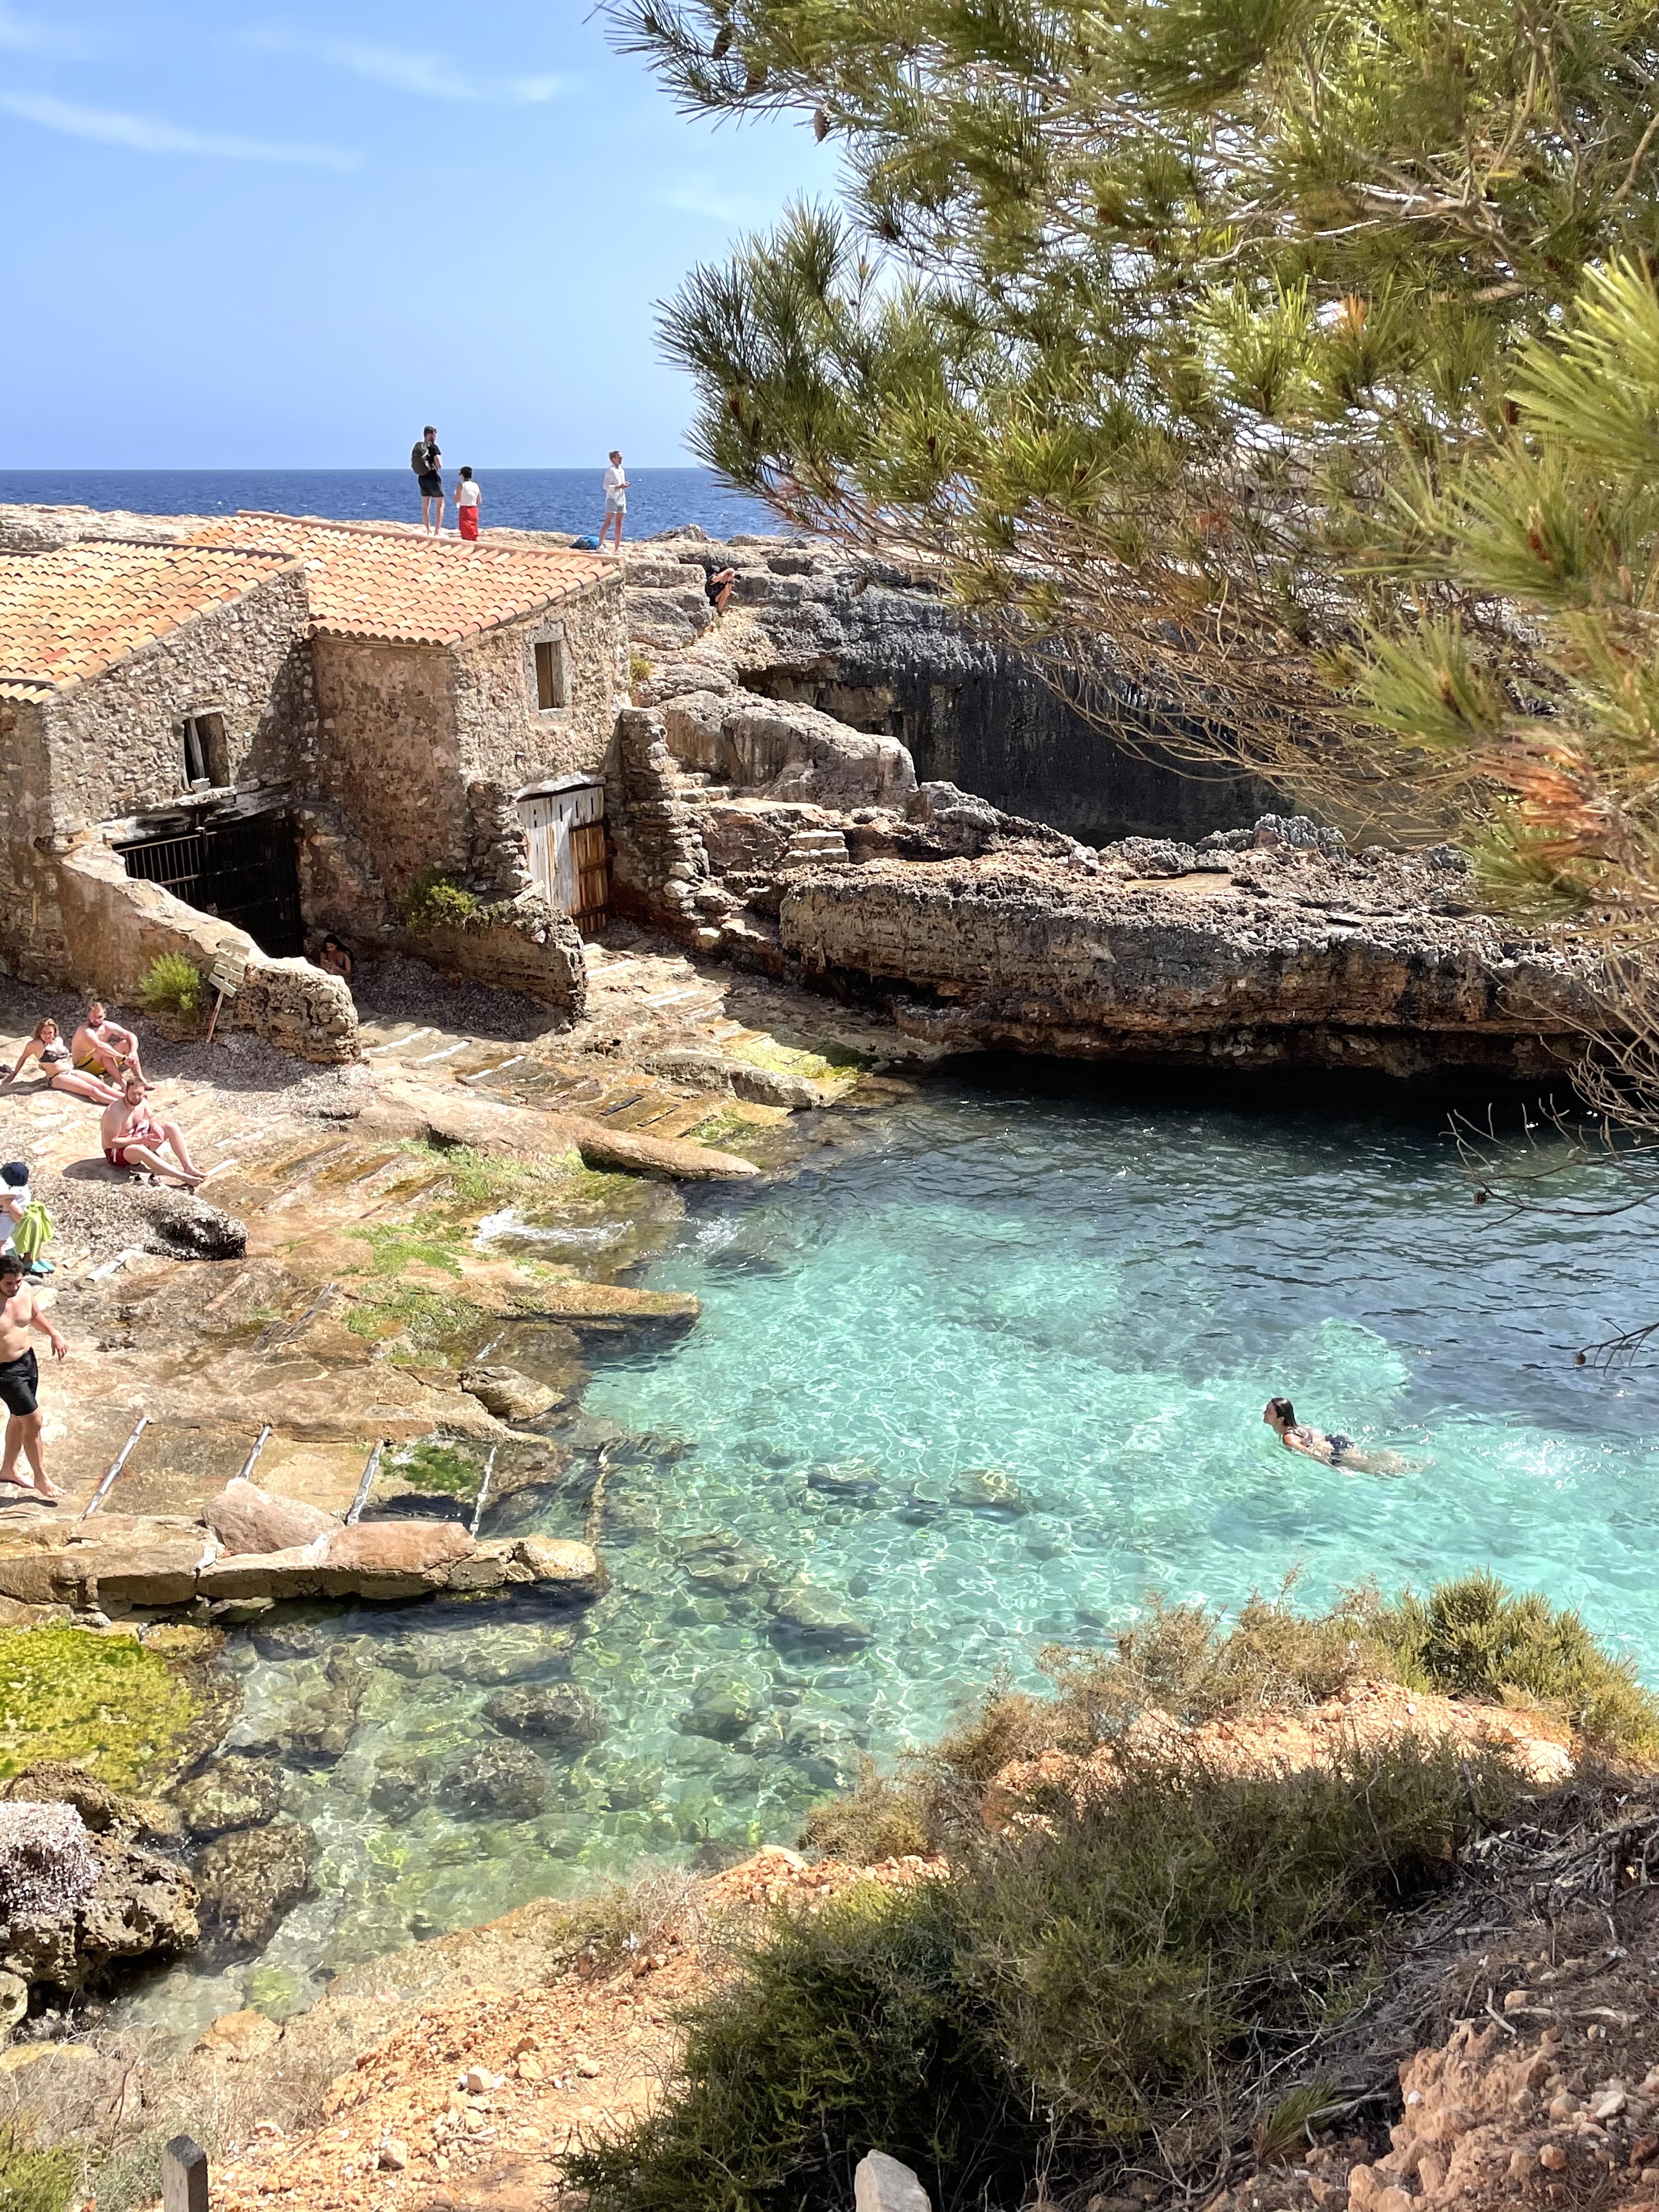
[10,1201,53,1264]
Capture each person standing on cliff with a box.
[0,1250,66,1502]
[454,466,482,541]
[599,450,628,551]
[411,426,444,534]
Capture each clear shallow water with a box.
[0,467,777,541]
[121,1075,1659,2035]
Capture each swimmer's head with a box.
[1263,1396,1296,1432]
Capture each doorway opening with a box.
[119,810,306,958]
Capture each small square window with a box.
[182,712,227,787]
[534,640,568,712]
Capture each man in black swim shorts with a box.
[0,1250,67,1502]
[411,425,444,534]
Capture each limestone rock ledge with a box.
[778,848,1595,1076]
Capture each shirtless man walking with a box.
[100,1076,203,1187]
[72,1001,146,1087]
[0,1250,67,1501]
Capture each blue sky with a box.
[0,2,832,466]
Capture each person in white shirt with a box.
[455,466,482,541]
[600,450,628,551]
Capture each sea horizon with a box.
[0,465,784,542]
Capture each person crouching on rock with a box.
[100,1076,205,1188]
[0,1250,66,1502]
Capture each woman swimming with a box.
[1262,1396,1409,1475]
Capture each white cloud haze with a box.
[0,88,358,166]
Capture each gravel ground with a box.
[353,957,569,1044]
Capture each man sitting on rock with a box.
[72,1001,146,1087]
[0,1249,67,1502]
[100,1076,204,1188]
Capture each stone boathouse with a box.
[0,514,627,1058]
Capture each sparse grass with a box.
[569,1739,1525,2212]
[136,952,204,1022]
[0,1626,198,1790]
[399,869,482,933]
[346,1217,465,1278]
[343,1285,473,1350]
[629,651,654,693]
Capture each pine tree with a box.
[607,0,1659,761]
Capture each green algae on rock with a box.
[0,1627,199,1792]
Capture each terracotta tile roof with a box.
[185,512,616,646]
[0,539,295,698]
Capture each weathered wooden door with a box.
[517,781,608,928]
[569,820,611,932]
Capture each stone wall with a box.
[53,838,357,1063]
[414,889,588,1014]
[311,637,465,906]
[0,567,315,990]
[451,575,626,791]
[603,707,710,930]
[33,565,314,834]
[0,698,64,987]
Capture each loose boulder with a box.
[482,1683,607,1749]
[0,1791,199,2001]
[461,1366,562,1423]
[206,1480,337,1557]
[855,2151,932,2212]
[512,1537,608,1604]
[193,1819,317,1960]
[766,1583,875,1650]
[437,1740,553,1819]
[174,1756,283,1837]
[322,1521,474,1574]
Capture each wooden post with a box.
[162,2136,208,2212]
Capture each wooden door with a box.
[569,820,611,932]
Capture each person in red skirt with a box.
[455,466,482,541]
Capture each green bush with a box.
[399,868,482,932]
[0,2128,77,2212]
[569,1741,1523,2212]
[136,952,204,1020]
[1365,1570,1659,1754]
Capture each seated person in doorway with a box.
[100,1075,204,1188]
[72,1001,146,1087]
[316,935,356,990]
[704,562,737,616]
[0,1249,67,1502]
[2,1017,121,1104]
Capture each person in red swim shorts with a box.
[99,1076,204,1187]
[455,466,481,541]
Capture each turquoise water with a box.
[121,1074,1659,2034]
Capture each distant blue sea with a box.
[0,467,781,543]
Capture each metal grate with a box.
[119,814,305,958]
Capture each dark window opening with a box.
[534,640,567,712]
[182,713,228,788]
[120,812,304,958]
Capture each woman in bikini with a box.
[1,1018,121,1104]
